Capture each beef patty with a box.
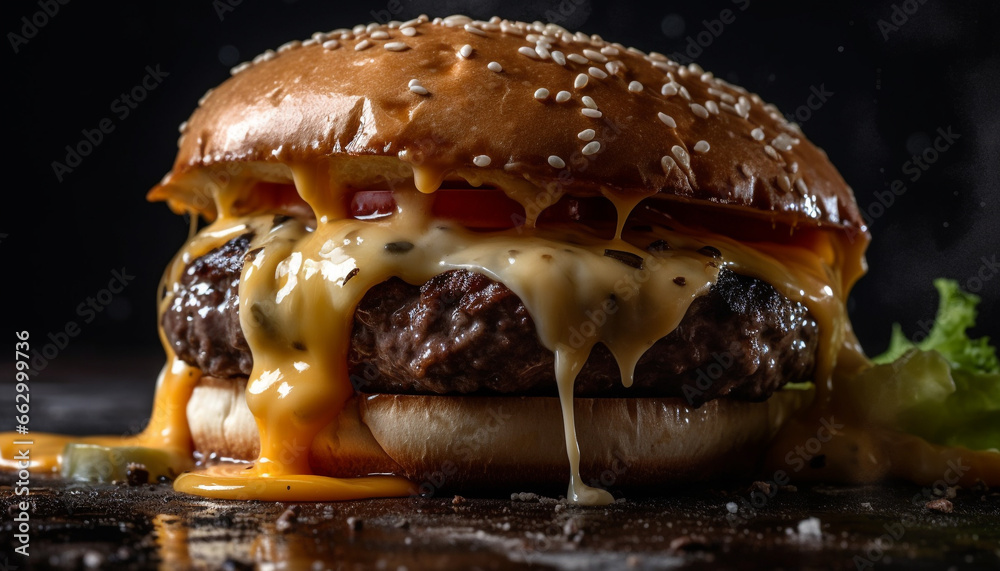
[163,234,818,405]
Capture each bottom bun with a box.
[188,377,812,488]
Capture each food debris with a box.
[276,506,299,532]
[925,498,954,513]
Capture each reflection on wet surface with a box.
[2,475,998,570]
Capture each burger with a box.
[12,15,997,504]
[136,14,874,505]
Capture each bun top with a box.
[152,15,866,233]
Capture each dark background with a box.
[2,0,997,393]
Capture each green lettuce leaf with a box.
[873,278,999,373]
[846,279,1000,450]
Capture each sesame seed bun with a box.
[149,15,866,235]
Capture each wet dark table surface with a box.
[2,376,999,570]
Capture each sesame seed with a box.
[535,44,550,59]
[657,112,676,128]
[370,30,390,40]
[548,155,566,168]
[353,25,365,35]
[660,155,677,174]
[582,141,601,155]
[582,48,608,63]
[772,133,795,151]
[500,21,521,35]
[401,26,417,37]
[574,73,589,89]
[252,50,275,64]
[690,103,709,119]
[408,78,420,87]
[628,81,644,93]
[671,145,690,168]
[679,86,691,100]
[473,155,492,167]
[661,83,678,97]
[687,62,704,74]
[409,84,429,95]
[551,50,567,65]
[751,128,765,141]
[605,61,623,75]
[789,161,799,173]
[651,61,672,73]
[518,46,539,59]
[534,88,550,100]
[693,140,710,153]
[581,96,597,109]
[700,72,713,82]
[578,128,596,141]
[600,46,620,56]
[355,39,372,51]
[777,175,792,193]
[177,121,188,133]
[488,61,503,72]
[588,66,608,79]
[385,42,409,51]
[464,24,488,36]
[567,53,589,64]
[230,62,251,75]
[322,39,340,50]
[302,38,319,47]
[278,40,301,53]
[705,101,720,115]
[555,90,571,102]
[581,108,603,118]
[764,145,780,160]
[459,44,473,58]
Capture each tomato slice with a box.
[350,190,398,220]
[349,188,616,230]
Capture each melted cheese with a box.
[167,164,864,505]
[5,160,997,503]
[0,356,199,475]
